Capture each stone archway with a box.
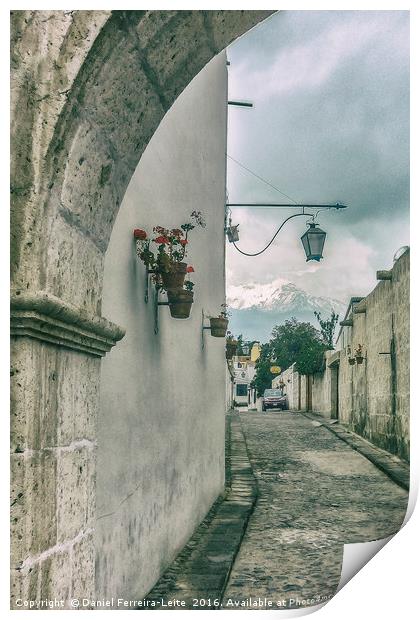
[10,10,273,607]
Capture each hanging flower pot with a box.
[209,304,230,337]
[167,288,194,319]
[160,262,187,290]
[348,357,356,366]
[210,317,229,337]
[133,211,205,293]
[354,344,364,364]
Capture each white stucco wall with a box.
[277,364,301,410]
[96,53,228,601]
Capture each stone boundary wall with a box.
[278,250,409,462]
[275,366,308,412]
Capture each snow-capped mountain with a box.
[227,279,346,342]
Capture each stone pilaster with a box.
[10,294,125,608]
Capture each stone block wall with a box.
[311,362,332,417]
[333,251,410,460]
[10,338,99,605]
[278,251,409,462]
[329,252,409,459]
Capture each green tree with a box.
[251,343,274,397]
[314,310,339,349]
[271,318,326,375]
[235,333,244,354]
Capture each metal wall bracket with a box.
[144,269,157,304]
[201,309,211,349]
[153,288,168,334]
[153,290,187,334]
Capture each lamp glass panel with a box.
[301,233,311,256]
[307,229,326,256]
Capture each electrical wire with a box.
[226,155,335,257]
[232,212,309,257]
[227,154,299,204]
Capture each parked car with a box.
[262,389,287,412]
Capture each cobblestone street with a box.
[222,411,408,610]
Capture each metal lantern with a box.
[301,222,327,262]
[226,224,240,243]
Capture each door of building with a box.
[330,365,339,419]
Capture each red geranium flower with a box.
[154,236,169,244]
[180,239,188,246]
[186,266,194,273]
[133,229,147,240]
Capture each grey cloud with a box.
[226,10,409,305]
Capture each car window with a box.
[264,389,283,397]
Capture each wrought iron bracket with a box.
[201,309,211,349]
[144,269,157,304]
[153,289,187,335]
[153,288,170,335]
[153,287,160,334]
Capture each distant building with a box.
[250,342,261,362]
[231,354,258,408]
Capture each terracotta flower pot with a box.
[356,356,364,365]
[348,357,356,366]
[167,289,193,319]
[210,317,229,337]
[160,262,187,290]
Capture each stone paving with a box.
[301,411,410,490]
[222,411,409,610]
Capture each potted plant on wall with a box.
[226,331,238,359]
[134,210,206,292]
[166,268,195,319]
[355,344,364,364]
[209,304,230,337]
[347,345,356,365]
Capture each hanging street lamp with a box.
[300,222,327,262]
[225,203,347,260]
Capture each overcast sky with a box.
[226,10,409,302]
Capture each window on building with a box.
[236,384,248,396]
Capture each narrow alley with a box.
[146,410,408,610]
[222,411,408,609]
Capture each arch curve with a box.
[10,9,274,607]
[11,10,273,316]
